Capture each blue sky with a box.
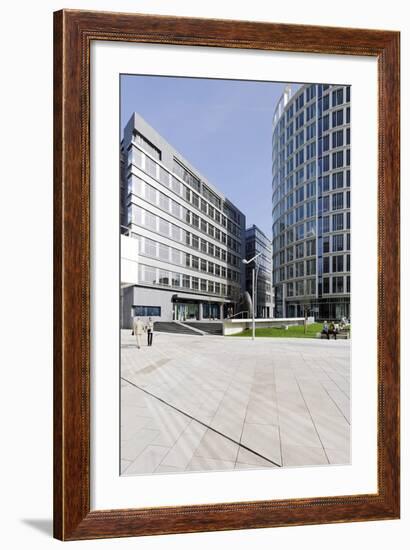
[121,75,300,236]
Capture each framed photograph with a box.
[54,9,400,540]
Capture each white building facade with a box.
[121,113,246,328]
[272,84,351,320]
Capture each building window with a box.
[332,276,344,293]
[306,239,316,256]
[332,213,344,231]
[134,132,161,161]
[332,109,344,127]
[332,88,344,107]
[323,236,330,253]
[332,172,344,189]
[145,156,157,178]
[332,151,344,169]
[332,255,344,272]
[332,192,344,210]
[323,256,330,273]
[323,114,329,131]
[333,234,344,251]
[323,216,330,233]
[306,259,316,275]
[323,277,330,293]
[332,129,344,148]
[173,159,201,192]
[134,305,161,317]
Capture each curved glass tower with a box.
[272,84,351,320]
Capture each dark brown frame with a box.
[54,9,400,541]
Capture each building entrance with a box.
[173,303,199,321]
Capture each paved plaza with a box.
[120,330,350,475]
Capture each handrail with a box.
[226,310,249,319]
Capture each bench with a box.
[317,330,350,340]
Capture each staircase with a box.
[153,322,200,335]
[184,322,223,335]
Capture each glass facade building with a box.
[245,225,274,318]
[272,84,351,320]
[120,113,246,326]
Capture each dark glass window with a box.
[332,109,344,127]
[134,305,161,317]
[332,255,344,272]
[332,129,344,148]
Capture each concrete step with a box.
[184,322,223,335]
[153,322,201,335]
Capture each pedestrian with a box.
[133,317,145,349]
[322,320,329,340]
[146,317,154,347]
[329,321,337,340]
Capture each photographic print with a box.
[120,75,351,476]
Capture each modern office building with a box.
[245,225,274,318]
[120,113,246,327]
[272,84,351,320]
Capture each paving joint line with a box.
[121,376,282,468]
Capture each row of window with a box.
[274,232,350,268]
[272,106,350,161]
[137,263,239,297]
[128,145,242,235]
[127,175,241,253]
[272,169,351,218]
[274,146,350,199]
[274,213,350,250]
[321,149,351,172]
[128,204,242,271]
[322,254,351,274]
[284,274,351,297]
[133,305,161,317]
[286,279,316,296]
[137,235,240,282]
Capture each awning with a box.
[172,292,228,303]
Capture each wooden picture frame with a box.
[53,9,400,540]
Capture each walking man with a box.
[146,317,154,347]
[133,317,145,349]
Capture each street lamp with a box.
[242,252,262,340]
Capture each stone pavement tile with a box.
[121,415,153,441]
[311,414,350,451]
[325,445,351,465]
[276,398,310,417]
[240,423,281,464]
[121,429,161,462]
[236,447,277,468]
[154,465,181,474]
[278,413,323,448]
[186,456,235,472]
[209,418,244,441]
[159,422,208,469]
[142,408,191,447]
[327,389,351,421]
[275,390,306,406]
[301,389,345,418]
[120,459,132,475]
[281,444,329,467]
[245,399,277,425]
[194,430,239,462]
[124,445,171,476]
